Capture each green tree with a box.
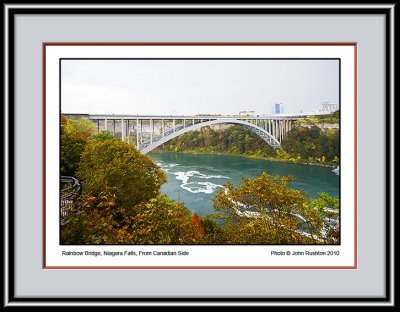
[282,124,339,165]
[93,131,116,142]
[66,118,97,137]
[309,125,321,139]
[76,140,166,208]
[60,115,96,176]
[302,192,340,244]
[200,216,228,244]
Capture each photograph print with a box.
[59,58,340,246]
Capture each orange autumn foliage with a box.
[190,213,206,235]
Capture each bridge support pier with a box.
[150,119,153,144]
[272,120,276,139]
[121,119,125,141]
[136,118,139,148]
[127,120,130,144]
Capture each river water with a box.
[149,153,339,217]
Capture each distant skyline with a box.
[61,59,339,115]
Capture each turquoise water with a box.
[149,153,339,217]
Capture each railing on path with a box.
[60,176,81,225]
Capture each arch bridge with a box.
[75,114,309,153]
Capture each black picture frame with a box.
[4,2,395,307]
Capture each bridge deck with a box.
[63,112,330,120]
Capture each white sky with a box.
[61,59,339,115]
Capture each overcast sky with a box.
[61,59,339,115]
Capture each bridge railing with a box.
[60,176,81,225]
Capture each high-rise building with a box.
[271,102,284,114]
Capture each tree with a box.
[66,118,97,137]
[282,124,339,165]
[309,125,321,139]
[76,139,167,208]
[304,192,340,244]
[130,195,208,244]
[61,192,208,245]
[93,131,117,142]
[60,115,96,176]
[212,172,338,244]
[200,216,228,244]
[61,189,135,244]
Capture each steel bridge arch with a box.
[139,119,281,154]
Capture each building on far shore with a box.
[314,102,339,113]
[238,110,256,117]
